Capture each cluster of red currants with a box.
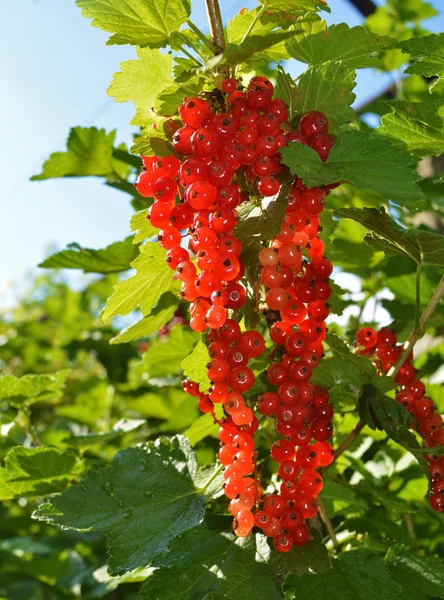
[134,75,336,551]
[251,174,335,552]
[356,326,444,511]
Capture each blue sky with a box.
[0,0,443,307]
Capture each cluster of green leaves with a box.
[5,0,444,597]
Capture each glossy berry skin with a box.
[309,134,335,161]
[274,533,294,553]
[299,111,329,137]
[271,439,295,463]
[263,494,287,518]
[179,97,212,128]
[221,78,237,94]
[356,327,378,348]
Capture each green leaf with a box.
[143,327,199,378]
[292,63,356,133]
[102,242,180,322]
[208,28,305,68]
[379,100,444,157]
[286,22,395,68]
[289,549,405,599]
[387,549,444,599]
[181,341,211,393]
[185,413,220,446]
[34,436,206,576]
[275,66,299,121]
[281,130,424,209]
[110,292,178,344]
[227,7,275,44]
[0,370,69,407]
[327,334,376,380]
[359,384,429,475]
[335,207,444,267]
[38,236,138,274]
[63,419,145,448]
[108,48,173,127]
[76,0,191,47]
[154,81,207,117]
[259,0,330,16]
[235,178,292,244]
[0,447,84,501]
[311,334,392,410]
[31,127,124,180]
[399,33,444,82]
[130,209,157,244]
[139,521,233,600]
[320,480,368,516]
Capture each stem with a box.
[186,19,217,54]
[205,0,226,54]
[179,45,202,67]
[387,274,444,379]
[320,420,365,476]
[240,5,265,44]
[414,261,422,333]
[317,495,341,553]
[403,514,419,552]
[334,274,444,466]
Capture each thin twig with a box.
[186,19,217,54]
[317,495,341,553]
[323,275,444,474]
[403,514,419,552]
[205,0,226,55]
[320,420,365,476]
[387,274,444,379]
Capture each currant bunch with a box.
[356,326,444,512]
[133,74,337,549]
[255,181,335,552]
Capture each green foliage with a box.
[39,237,138,274]
[0,371,70,406]
[286,21,395,68]
[380,100,444,157]
[281,130,424,208]
[31,127,129,180]
[399,33,444,92]
[182,341,212,393]
[35,436,213,575]
[0,447,84,500]
[291,63,356,132]
[108,48,173,127]
[288,548,444,600]
[76,0,191,47]
[110,292,178,344]
[7,0,444,597]
[102,242,180,322]
[336,207,444,267]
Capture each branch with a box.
[387,274,444,379]
[317,495,341,553]
[205,0,226,55]
[325,275,444,470]
[346,0,378,17]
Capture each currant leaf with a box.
[110,292,178,344]
[281,130,424,209]
[108,48,173,127]
[379,100,444,157]
[102,243,180,322]
[76,0,191,48]
[39,237,138,274]
[335,207,444,267]
[0,447,84,501]
[34,436,207,576]
[31,127,128,180]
